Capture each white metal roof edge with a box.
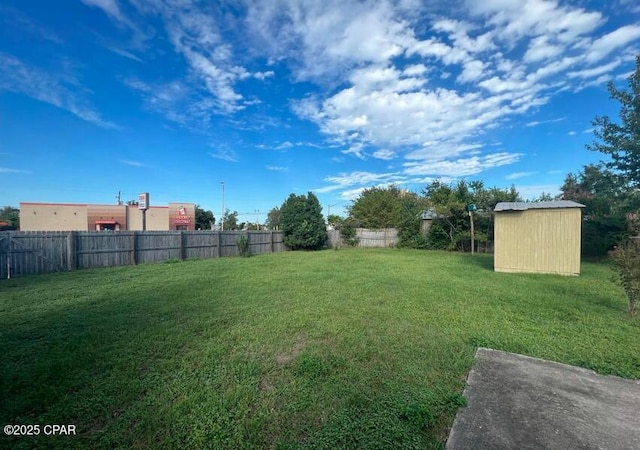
[494,201,586,212]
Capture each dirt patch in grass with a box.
[276,335,310,365]
[258,378,274,391]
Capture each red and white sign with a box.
[138,192,149,210]
[174,205,192,225]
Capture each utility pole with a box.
[116,191,122,205]
[470,211,475,254]
[467,204,476,255]
[221,181,225,231]
[255,209,259,230]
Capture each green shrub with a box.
[582,217,629,258]
[609,240,640,315]
[236,234,251,257]
[426,219,452,250]
[397,216,429,249]
[338,219,359,247]
[280,192,327,250]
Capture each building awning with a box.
[95,220,118,225]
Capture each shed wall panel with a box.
[494,208,582,275]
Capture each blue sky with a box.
[1,0,639,222]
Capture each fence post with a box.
[180,231,186,260]
[215,231,220,258]
[6,232,12,279]
[67,231,77,271]
[131,231,137,265]
[270,231,274,253]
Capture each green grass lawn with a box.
[1,249,638,449]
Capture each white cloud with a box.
[339,186,368,201]
[568,131,577,136]
[314,170,405,194]
[405,143,483,162]
[525,117,565,127]
[372,149,397,160]
[276,141,294,150]
[587,25,640,63]
[116,1,280,126]
[208,149,238,162]
[466,0,603,43]
[266,165,288,171]
[506,171,537,180]
[568,59,621,79]
[342,143,367,159]
[0,5,63,44]
[524,36,563,63]
[403,64,429,77]
[403,152,522,177]
[325,171,399,187]
[457,59,487,83]
[106,46,144,63]
[262,0,637,186]
[0,167,32,174]
[0,53,117,129]
[81,0,129,25]
[81,0,148,46]
[254,71,274,80]
[118,159,147,167]
[245,0,416,82]
[124,78,207,131]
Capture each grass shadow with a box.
[0,276,235,449]
[458,253,494,271]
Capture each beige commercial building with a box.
[20,202,196,231]
[494,201,585,276]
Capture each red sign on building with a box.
[174,205,192,225]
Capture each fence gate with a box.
[0,232,69,279]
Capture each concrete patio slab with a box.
[446,348,640,450]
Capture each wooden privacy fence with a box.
[0,230,285,278]
[327,228,399,248]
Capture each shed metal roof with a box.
[420,208,438,220]
[494,200,585,212]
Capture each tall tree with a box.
[560,164,637,256]
[0,206,19,229]
[588,55,640,187]
[560,164,632,218]
[423,180,520,251]
[221,209,239,230]
[195,205,215,230]
[326,214,343,228]
[265,207,281,230]
[280,192,327,250]
[346,185,428,248]
[348,185,423,229]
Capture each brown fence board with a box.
[0,230,285,278]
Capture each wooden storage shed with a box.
[493,201,585,276]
